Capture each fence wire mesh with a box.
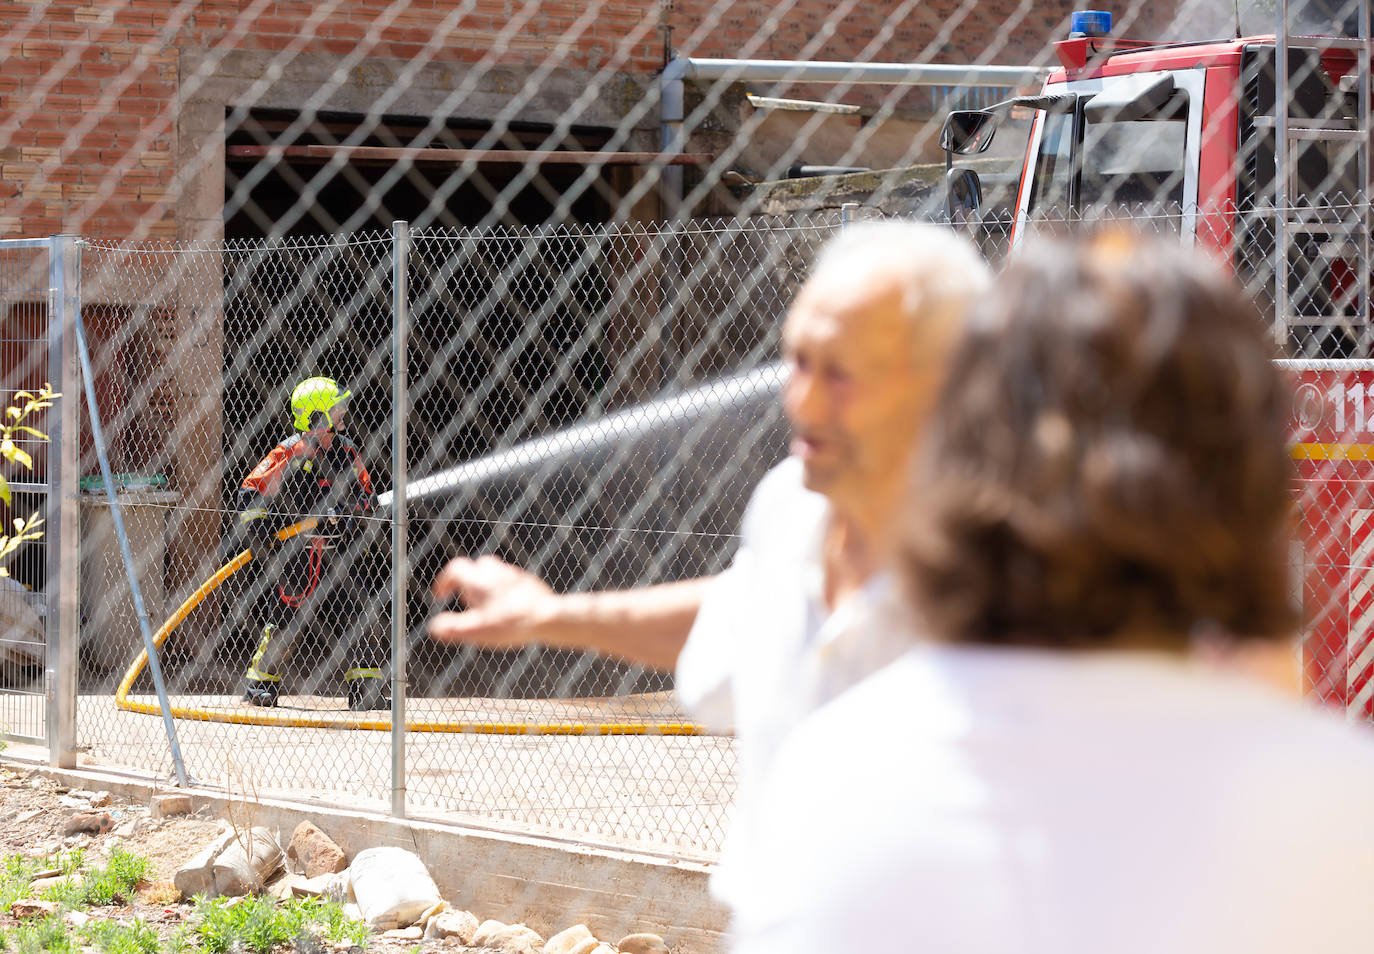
[0,0,1372,944]
[0,241,49,743]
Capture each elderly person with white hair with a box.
[428,220,992,909]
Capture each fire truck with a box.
[939,7,1374,716]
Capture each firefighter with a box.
[238,376,390,711]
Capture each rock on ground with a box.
[349,846,443,930]
[10,899,57,918]
[618,933,671,954]
[472,919,545,954]
[290,870,351,903]
[426,909,479,943]
[544,923,594,954]
[64,811,113,835]
[286,820,347,878]
[173,830,238,899]
[151,793,194,818]
[212,827,284,897]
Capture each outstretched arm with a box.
[428,554,711,673]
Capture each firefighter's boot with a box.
[346,668,390,711]
[241,679,279,707]
[242,624,282,707]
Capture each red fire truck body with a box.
[1290,363,1374,715]
[1009,35,1364,258]
[943,19,1373,713]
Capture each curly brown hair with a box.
[901,230,1297,649]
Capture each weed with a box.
[189,893,370,954]
[80,918,161,954]
[0,851,80,912]
[223,751,262,866]
[5,914,76,954]
[0,854,33,912]
[286,895,370,948]
[56,849,85,877]
[39,845,149,909]
[193,895,293,954]
[188,895,236,954]
[162,923,199,954]
[140,880,181,906]
[88,845,152,905]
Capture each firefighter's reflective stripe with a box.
[344,667,384,682]
[245,624,281,682]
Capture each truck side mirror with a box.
[947,167,983,218]
[940,110,998,155]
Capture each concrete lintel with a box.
[183,48,650,131]
[1,746,729,953]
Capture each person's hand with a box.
[429,554,558,649]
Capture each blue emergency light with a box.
[1069,10,1113,37]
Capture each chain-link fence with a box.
[59,214,836,857]
[6,194,1369,854]
[0,0,1372,940]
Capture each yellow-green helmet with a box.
[290,376,351,431]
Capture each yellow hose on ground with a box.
[114,519,702,735]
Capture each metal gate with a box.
[0,236,79,756]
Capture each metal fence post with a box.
[391,220,410,818]
[45,235,80,768]
[73,306,189,787]
[841,202,859,228]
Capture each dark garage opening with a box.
[224,108,618,239]
[214,110,659,700]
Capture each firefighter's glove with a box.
[311,509,351,550]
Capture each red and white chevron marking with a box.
[1347,509,1374,720]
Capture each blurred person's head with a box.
[782,221,991,527]
[902,230,1296,650]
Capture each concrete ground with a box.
[36,691,738,863]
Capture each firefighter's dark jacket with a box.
[238,430,375,543]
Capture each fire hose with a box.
[114,518,701,735]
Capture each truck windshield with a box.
[1029,103,1187,214]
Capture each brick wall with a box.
[672,0,1085,65]
[0,0,674,240]
[0,0,1189,241]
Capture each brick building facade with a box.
[0,0,1203,655]
[0,0,1189,243]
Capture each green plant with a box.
[88,845,151,906]
[4,914,76,954]
[40,846,149,909]
[161,924,200,954]
[189,893,370,954]
[56,849,85,877]
[0,851,81,913]
[0,854,34,912]
[192,896,291,954]
[286,895,370,948]
[0,385,58,578]
[80,918,160,954]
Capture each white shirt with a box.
[729,644,1374,954]
[675,457,911,903]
